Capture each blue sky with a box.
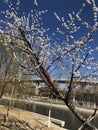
[1,0,98,41]
[18,0,98,47]
[0,0,98,57]
[19,0,87,30]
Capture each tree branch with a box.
[78,108,97,130]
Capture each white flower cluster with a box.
[0,0,98,81]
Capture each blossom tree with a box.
[0,0,98,129]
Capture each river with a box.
[0,98,98,130]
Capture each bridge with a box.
[17,79,98,86]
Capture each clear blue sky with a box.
[0,0,94,30]
[0,0,98,55]
[19,0,91,31]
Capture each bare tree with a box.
[0,0,98,129]
[0,40,16,97]
[0,35,28,97]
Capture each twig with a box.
[78,108,97,130]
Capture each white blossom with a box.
[86,0,92,5]
[87,66,92,70]
[34,0,38,6]
[0,0,98,83]
[73,71,81,77]
[54,12,61,21]
[95,47,98,51]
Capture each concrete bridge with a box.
[17,79,98,86]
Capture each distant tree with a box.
[0,39,17,97]
[0,0,98,129]
[0,35,29,97]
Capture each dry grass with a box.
[0,105,67,130]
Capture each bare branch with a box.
[78,108,97,130]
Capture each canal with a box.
[0,98,98,130]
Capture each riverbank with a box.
[33,100,98,114]
[0,105,68,130]
[1,97,98,130]
[2,96,98,115]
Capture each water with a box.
[0,99,98,130]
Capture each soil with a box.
[0,105,66,130]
